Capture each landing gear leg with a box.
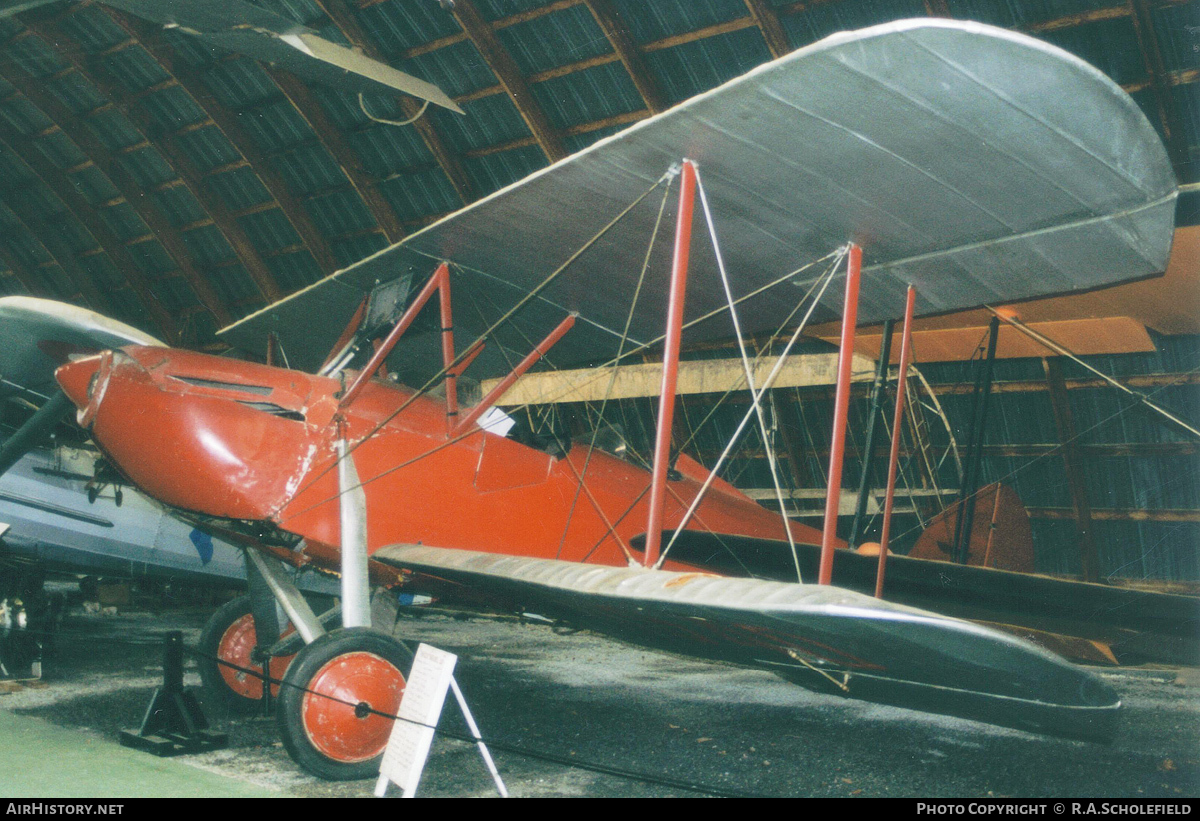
[197,550,328,713]
[274,444,412,780]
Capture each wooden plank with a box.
[933,372,1200,395]
[481,352,875,405]
[742,486,957,515]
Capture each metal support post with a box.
[952,315,1001,564]
[818,244,862,585]
[0,390,73,479]
[643,159,697,568]
[337,436,372,628]
[849,319,895,547]
[118,632,227,756]
[875,286,916,598]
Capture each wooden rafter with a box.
[742,0,792,59]
[372,0,585,59]
[584,0,667,113]
[320,0,475,207]
[451,0,567,163]
[0,128,179,341]
[1024,5,1130,33]
[102,11,343,276]
[264,68,407,244]
[1127,0,1191,176]
[0,56,233,328]
[30,20,284,306]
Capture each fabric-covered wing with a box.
[0,297,164,397]
[373,544,1121,741]
[221,18,1176,380]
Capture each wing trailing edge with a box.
[372,544,1121,742]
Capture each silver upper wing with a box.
[221,18,1177,379]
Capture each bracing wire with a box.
[694,168,802,580]
[656,248,846,569]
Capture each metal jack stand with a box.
[119,631,228,756]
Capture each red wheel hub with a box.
[300,652,407,763]
[216,614,295,699]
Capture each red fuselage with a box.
[55,346,830,576]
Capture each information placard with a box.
[375,643,457,798]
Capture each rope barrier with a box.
[6,615,769,797]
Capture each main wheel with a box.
[276,627,413,781]
[197,595,296,713]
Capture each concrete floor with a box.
[1,603,1197,798]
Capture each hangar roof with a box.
[0,0,1193,346]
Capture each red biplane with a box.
[47,19,1177,780]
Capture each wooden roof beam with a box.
[0,130,178,341]
[386,0,585,59]
[262,68,410,244]
[0,229,50,298]
[1024,5,1129,32]
[464,109,649,158]
[1128,0,1192,178]
[451,0,567,163]
[105,11,343,277]
[317,0,476,207]
[584,0,667,113]
[0,54,234,328]
[34,18,285,305]
[742,0,792,58]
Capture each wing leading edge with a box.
[373,544,1121,742]
[222,18,1176,380]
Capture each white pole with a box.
[450,675,508,798]
[337,437,372,628]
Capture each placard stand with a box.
[375,643,507,798]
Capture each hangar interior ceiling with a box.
[0,0,1192,346]
[0,0,1195,583]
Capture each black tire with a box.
[197,595,293,714]
[276,627,413,781]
